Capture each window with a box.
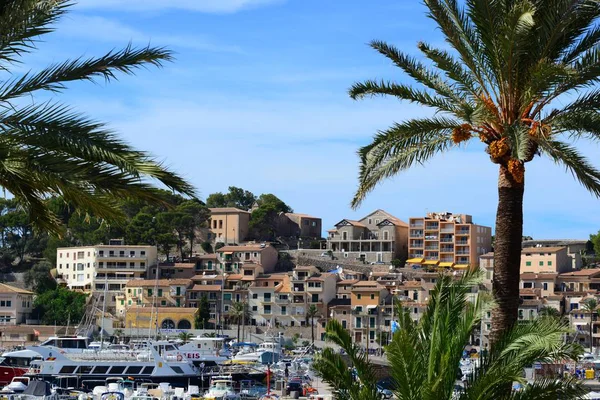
[342,320,347,329]
[263,293,271,301]
[252,293,258,299]
[264,305,271,314]
[92,366,109,374]
[368,218,372,224]
[383,231,389,240]
[548,261,553,266]
[141,262,146,267]
[526,261,532,266]
[523,282,533,288]
[543,282,548,291]
[224,293,232,301]
[59,366,77,374]
[125,366,143,375]
[130,262,135,267]
[148,289,153,296]
[161,300,166,306]
[357,294,361,300]
[219,220,223,229]
[252,306,258,311]
[342,232,347,240]
[157,289,163,297]
[141,251,146,256]
[109,366,126,374]
[370,294,375,300]
[539,261,544,266]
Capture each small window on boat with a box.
[75,366,94,374]
[125,366,143,374]
[59,366,77,374]
[141,366,154,375]
[109,366,126,374]
[164,345,176,351]
[171,366,184,374]
[92,366,109,374]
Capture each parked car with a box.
[377,385,393,399]
[286,380,303,395]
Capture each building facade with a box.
[521,247,572,273]
[0,284,34,325]
[277,213,322,239]
[216,244,278,274]
[208,208,250,245]
[407,212,492,269]
[326,209,409,263]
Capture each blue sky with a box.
[26,0,600,239]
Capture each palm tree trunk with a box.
[491,165,524,347]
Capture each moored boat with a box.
[0,350,41,385]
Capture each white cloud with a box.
[57,15,243,54]
[75,0,284,13]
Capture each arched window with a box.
[161,319,175,329]
[177,319,192,329]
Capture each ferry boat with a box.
[0,350,41,385]
[25,341,198,386]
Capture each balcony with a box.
[456,251,470,255]
[456,240,469,245]
[440,228,454,233]
[424,235,438,240]
[410,233,424,239]
[456,230,470,236]
[262,298,273,304]
[440,238,454,243]
[97,264,146,271]
[440,248,454,253]
[410,253,424,259]
[97,254,148,261]
[425,246,439,250]
[275,297,290,304]
[410,223,424,228]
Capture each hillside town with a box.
[1,207,596,357]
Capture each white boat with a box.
[25,341,198,385]
[203,376,240,400]
[1,376,30,393]
[15,380,58,400]
[178,337,229,366]
[232,341,281,364]
[38,336,91,353]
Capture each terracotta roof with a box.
[337,279,359,285]
[307,273,335,282]
[335,219,366,228]
[0,283,33,295]
[169,263,196,269]
[401,281,423,288]
[209,207,250,214]
[295,266,317,271]
[522,247,566,254]
[559,269,600,277]
[285,213,320,220]
[197,254,218,260]
[125,279,191,287]
[191,274,223,281]
[353,281,381,287]
[378,217,409,228]
[219,244,272,252]
[519,288,540,295]
[243,264,262,269]
[480,252,494,259]
[226,274,243,280]
[521,299,542,307]
[256,273,288,280]
[275,277,291,293]
[190,284,222,291]
[546,295,563,300]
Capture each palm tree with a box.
[177,332,194,344]
[349,0,600,344]
[314,271,585,400]
[582,297,598,353]
[229,301,252,342]
[306,304,318,345]
[0,0,195,234]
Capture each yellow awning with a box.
[439,262,454,267]
[423,260,439,266]
[407,258,424,264]
[454,264,469,269]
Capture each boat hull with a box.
[0,366,27,385]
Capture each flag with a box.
[33,329,40,336]
[391,321,400,333]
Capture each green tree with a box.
[201,242,213,254]
[195,295,211,329]
[24,260,57,293]
[314,271,585,400]
[583,297,599,353]
[33,287,87,325]
[255,193,293,213]
[206,187,256,210]
[348,0,600,344]
[0,1,195,235]
[178,332,194,344]
[306,304,319,346]
[591,230,600,256]
[538,306,562,320]
[228,301,252,342]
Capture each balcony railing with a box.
[440,248,454,253]
[456,241,469,245]
[456,230,470,235]
[97,254,148,260]
[440,239,454,243]
[456,251,470,255]
[440,228,454,233]
[410,223,424,228]
[275,297,290,304]
[425,246,439,250]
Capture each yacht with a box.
[38,336,90,353]
[203,376,240,400]
[25,341,198,386]
[232,341,281,364]
[0,350,41,385]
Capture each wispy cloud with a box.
[57,15,243,54]
[75,0,284,13]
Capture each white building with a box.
[56,239,157,308]
[0,283,34,325]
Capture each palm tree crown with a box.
[314,271,586,400]
[349,0,600,343]
[0,0,196,233]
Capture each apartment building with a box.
[56,240,157,308]
[216,244,278,274]
[350,281,389,347]
[523,239,591,270]
[249,273,292,327]
[148,263,197,280]
[208,208,250,245]
[116,279,192,315]
[0,284,34,325]
[520,273,558,298]
[408,212,491,269]
[187,274,224,325]
[326,209,409,263]
[124,307,197,331]
[521,247,572,273]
